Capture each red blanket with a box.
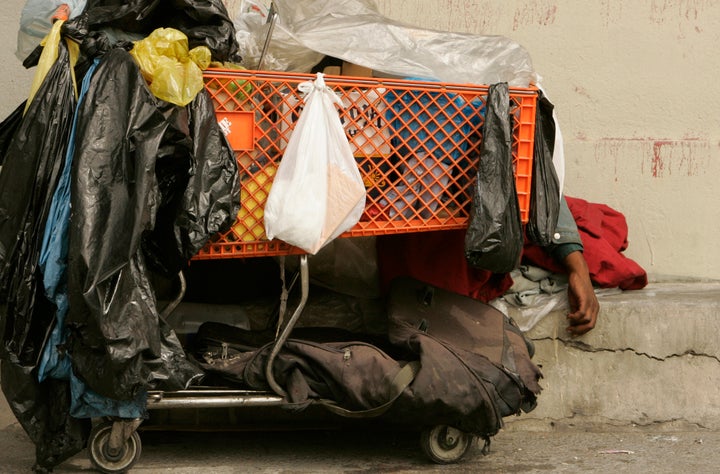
[377,196,647,301]
[523,196,648,290]
[376,229,514,303]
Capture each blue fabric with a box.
[36,61,94,384]
[37,59,146,419]
[385,78,485,164]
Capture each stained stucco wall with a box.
[1,0,34,119]
[1,0,718,281]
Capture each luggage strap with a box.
[316,360,420,419]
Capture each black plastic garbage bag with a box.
[0,39,86,471]
[0,102,25,165]
[142,87,242,276]
[464,83,523,273]
[526,90,561,246]
[2,360,91,471]
[0,40,76,366]
[80,0,240,62]
[66,47,238,400]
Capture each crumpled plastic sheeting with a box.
[143,75,243,276]
[80,0,241,62]
[16,0,87,61]
[464,83,523,274]
[130,27,212,106]
[1,361,90,471]
[36,59,150,423]
[38,61,98,385]
[0,103,25,167]
[0,39,88,472]
[526,91,561,246]
[0,40,76,367]
[65,48,239,401]
[239,0,537,87]
[490,273,620,333]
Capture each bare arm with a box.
[562,250,600,335]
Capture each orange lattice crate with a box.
[197,70,537,259]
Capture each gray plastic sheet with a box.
[233,0,537,87]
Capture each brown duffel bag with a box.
[193,277,541,437]
[383,276,543,436]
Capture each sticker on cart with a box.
[280,88,391,158]
[215,110,255,151]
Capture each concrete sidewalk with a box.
[2,407,720,473]
[2,281,719,472]
[507,281,720,431]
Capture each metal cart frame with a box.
[85,69,538,473]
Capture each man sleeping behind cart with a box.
[376,194,648,337]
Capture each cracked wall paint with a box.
[650,0,713,36]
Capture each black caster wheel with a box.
[87,421,142,473]
[420,425,474,464]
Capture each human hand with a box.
[563,251,600,336]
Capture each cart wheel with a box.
[87,421,142,473]
[420,425,474,464]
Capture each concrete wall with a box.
[1,0,718,281]
[1,0,34,119]
[510,282,720,430]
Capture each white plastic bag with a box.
[264,73,366,254]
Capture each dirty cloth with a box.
[378,195,647,305]
[489,265,569,332]
[523,197,648,290]
[192,276,541,438]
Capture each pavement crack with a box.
[532,337,720,363]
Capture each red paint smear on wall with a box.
[652,140,671,178]
[513,1,558,30]
[595,137,706,179]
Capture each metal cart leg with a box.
[265,254,309,397]
[160,271,186,321]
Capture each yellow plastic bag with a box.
[130,28,211,106]
[25,17,79,115]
